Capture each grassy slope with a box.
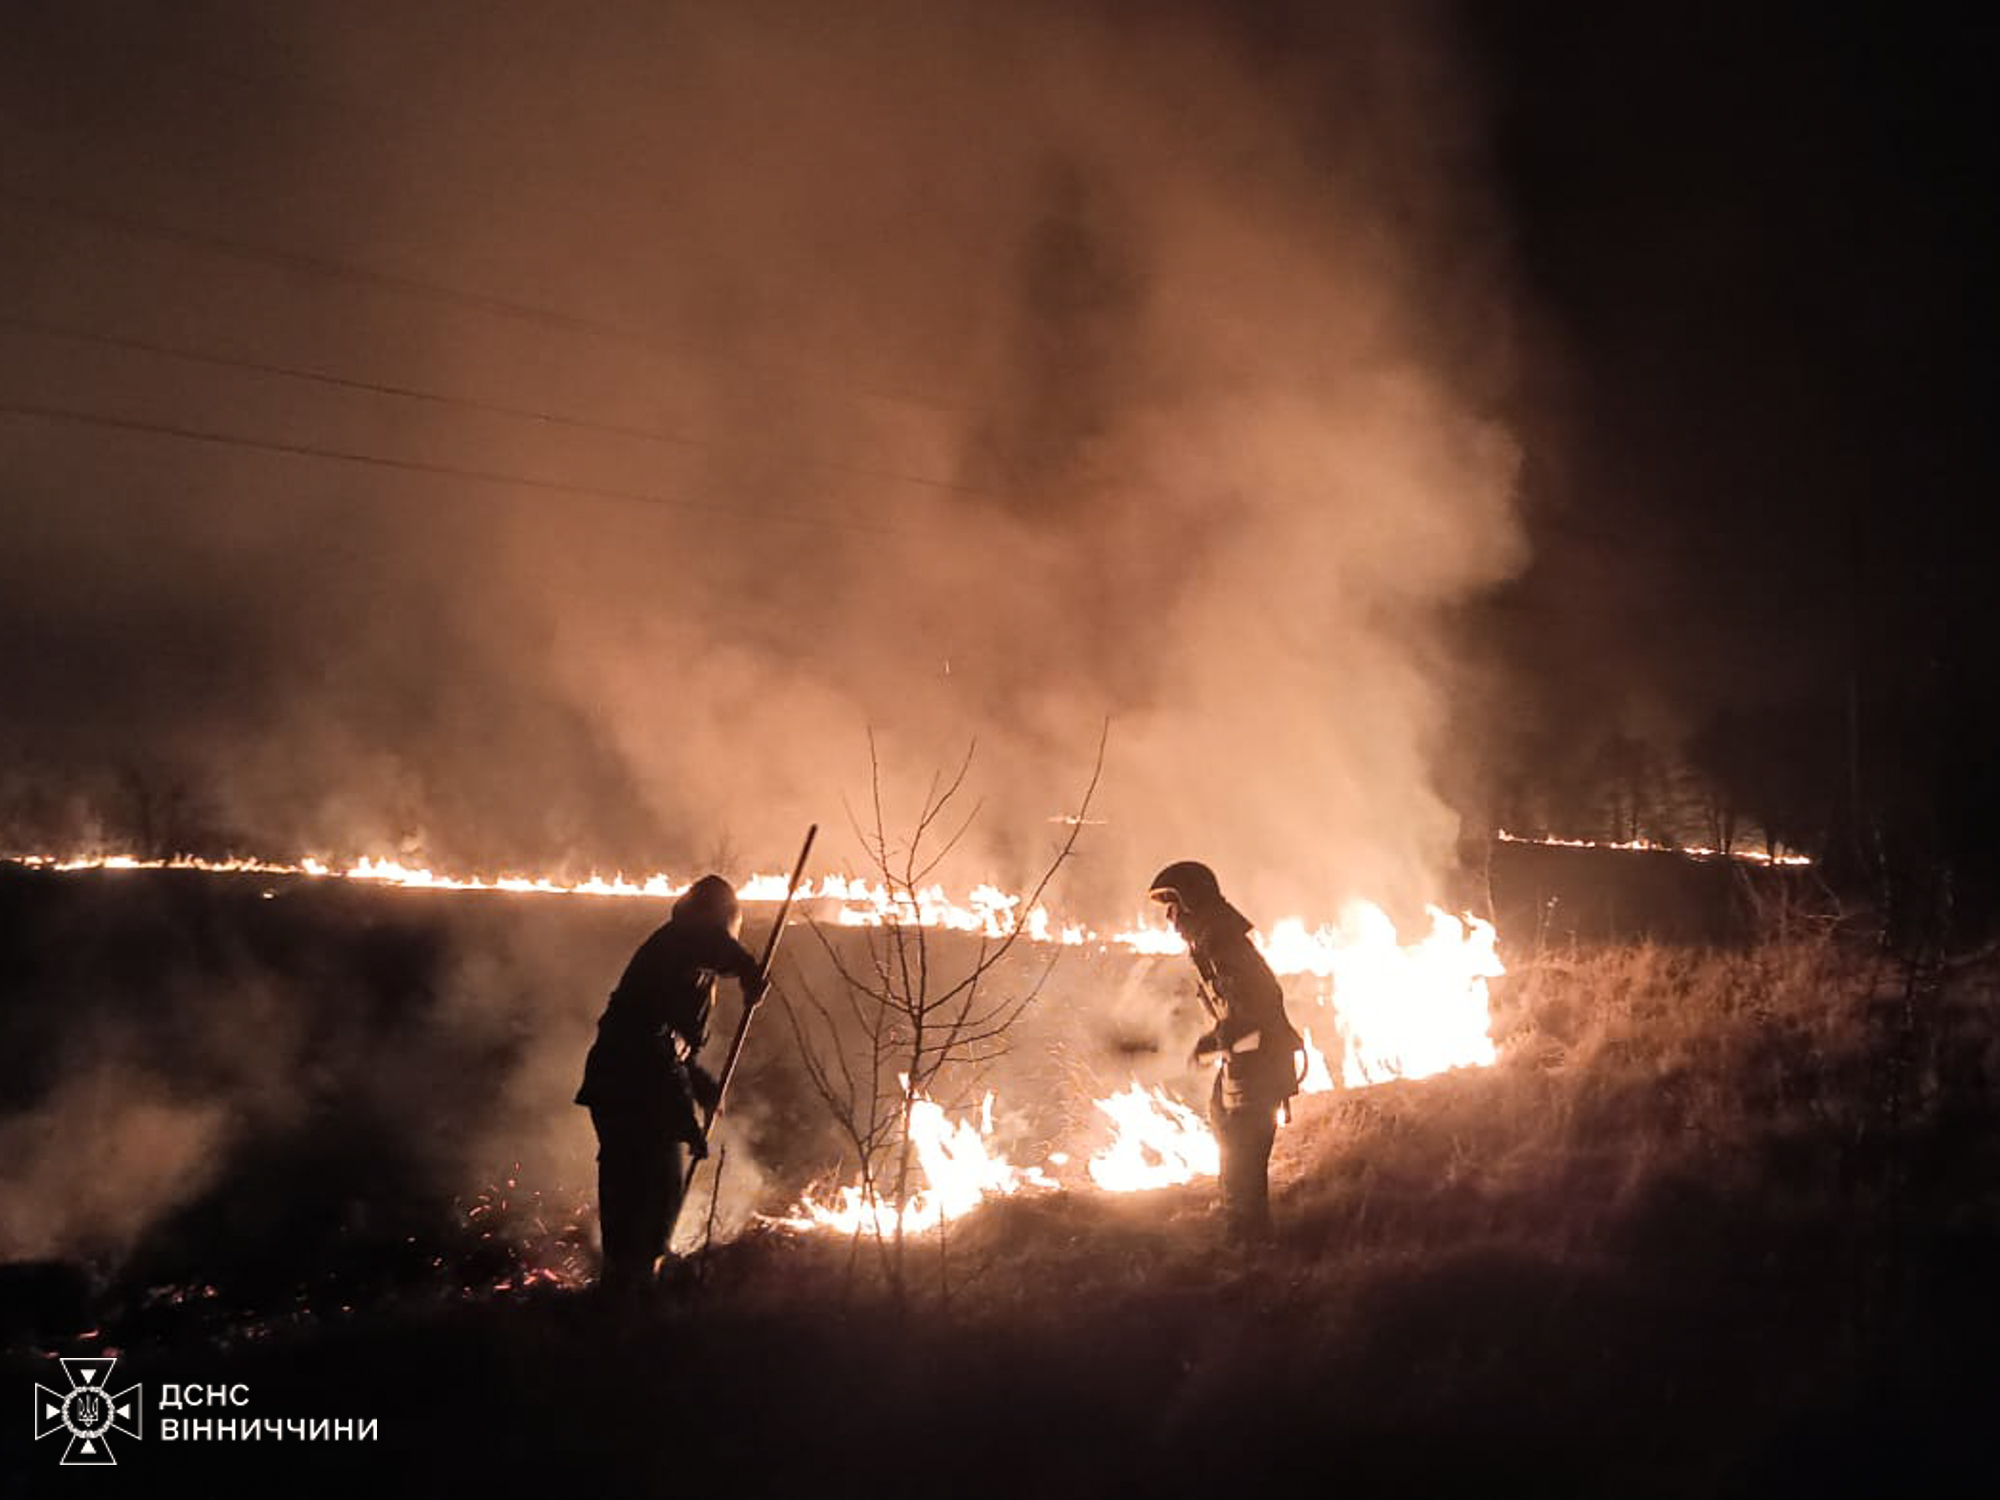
[8,934,1999,1497]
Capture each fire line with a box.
[4,848,1506,1235]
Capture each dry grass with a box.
[747,930,2000,1306]
[11,931,2000,1496]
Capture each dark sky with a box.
[1463,4,1993,745]
[1,0,1992,900]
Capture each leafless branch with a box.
[778,722,1109,1297]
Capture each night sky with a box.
[1478,5,1989,689]
[1464,3,1995,908]
[1,1,1993,921]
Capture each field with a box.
[3,865,1998,1496]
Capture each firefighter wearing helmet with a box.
[1147,860,1302,1243]
[575,874,767,1296]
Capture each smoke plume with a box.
[1,0,1522,919]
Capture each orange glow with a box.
[1086,1083,1219,1192]
[769,899,1505,1224]
[777,1085,1054,1237]
[1495,829,1811,867]
[7,849,1508,1230]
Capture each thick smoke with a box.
[1,0,1521,920]
[0,3,1531,1272]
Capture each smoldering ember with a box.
[1,4,1995,1496]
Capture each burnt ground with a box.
[1471,835,1824,946]
[2,865,1998,1497]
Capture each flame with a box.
[1314,903,1502,1087]
[1082,902,1502,1189]
[7,849,1508,1229]
[3,851,1496,985]
[6,851,1110,938]
[1298,1026,1336,1092]
[1495,829,1811,867]
[1086,1083,1219,1191]
[5,850,696,898]
[772,901,1504,1221]
[1104,900,1504,1088]
[778,1085,1053,1237]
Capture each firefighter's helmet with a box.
[1146,860,1222,914]
[673,873,742,935]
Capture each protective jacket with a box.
[575,917,761,1142]
[1186,901,1302,1115]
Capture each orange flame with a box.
[6,849,1506,1230]
[1495,829,1811,867]
[777,1085,1053,1237]
[1086,1083,1219,1192]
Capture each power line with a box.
[0,185,980,420]
[0,311,993,499]
[0,400,906,536]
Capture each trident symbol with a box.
[34,1356,143,1465]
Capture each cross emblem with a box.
[34,1356,143,1465]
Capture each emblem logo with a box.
[34,1356,143,1465]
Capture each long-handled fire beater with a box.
[669,823,816,1239]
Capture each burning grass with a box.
[726,930,1998,1305]
[7,918,2000,1494]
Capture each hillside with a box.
[7,892,1997,1496]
